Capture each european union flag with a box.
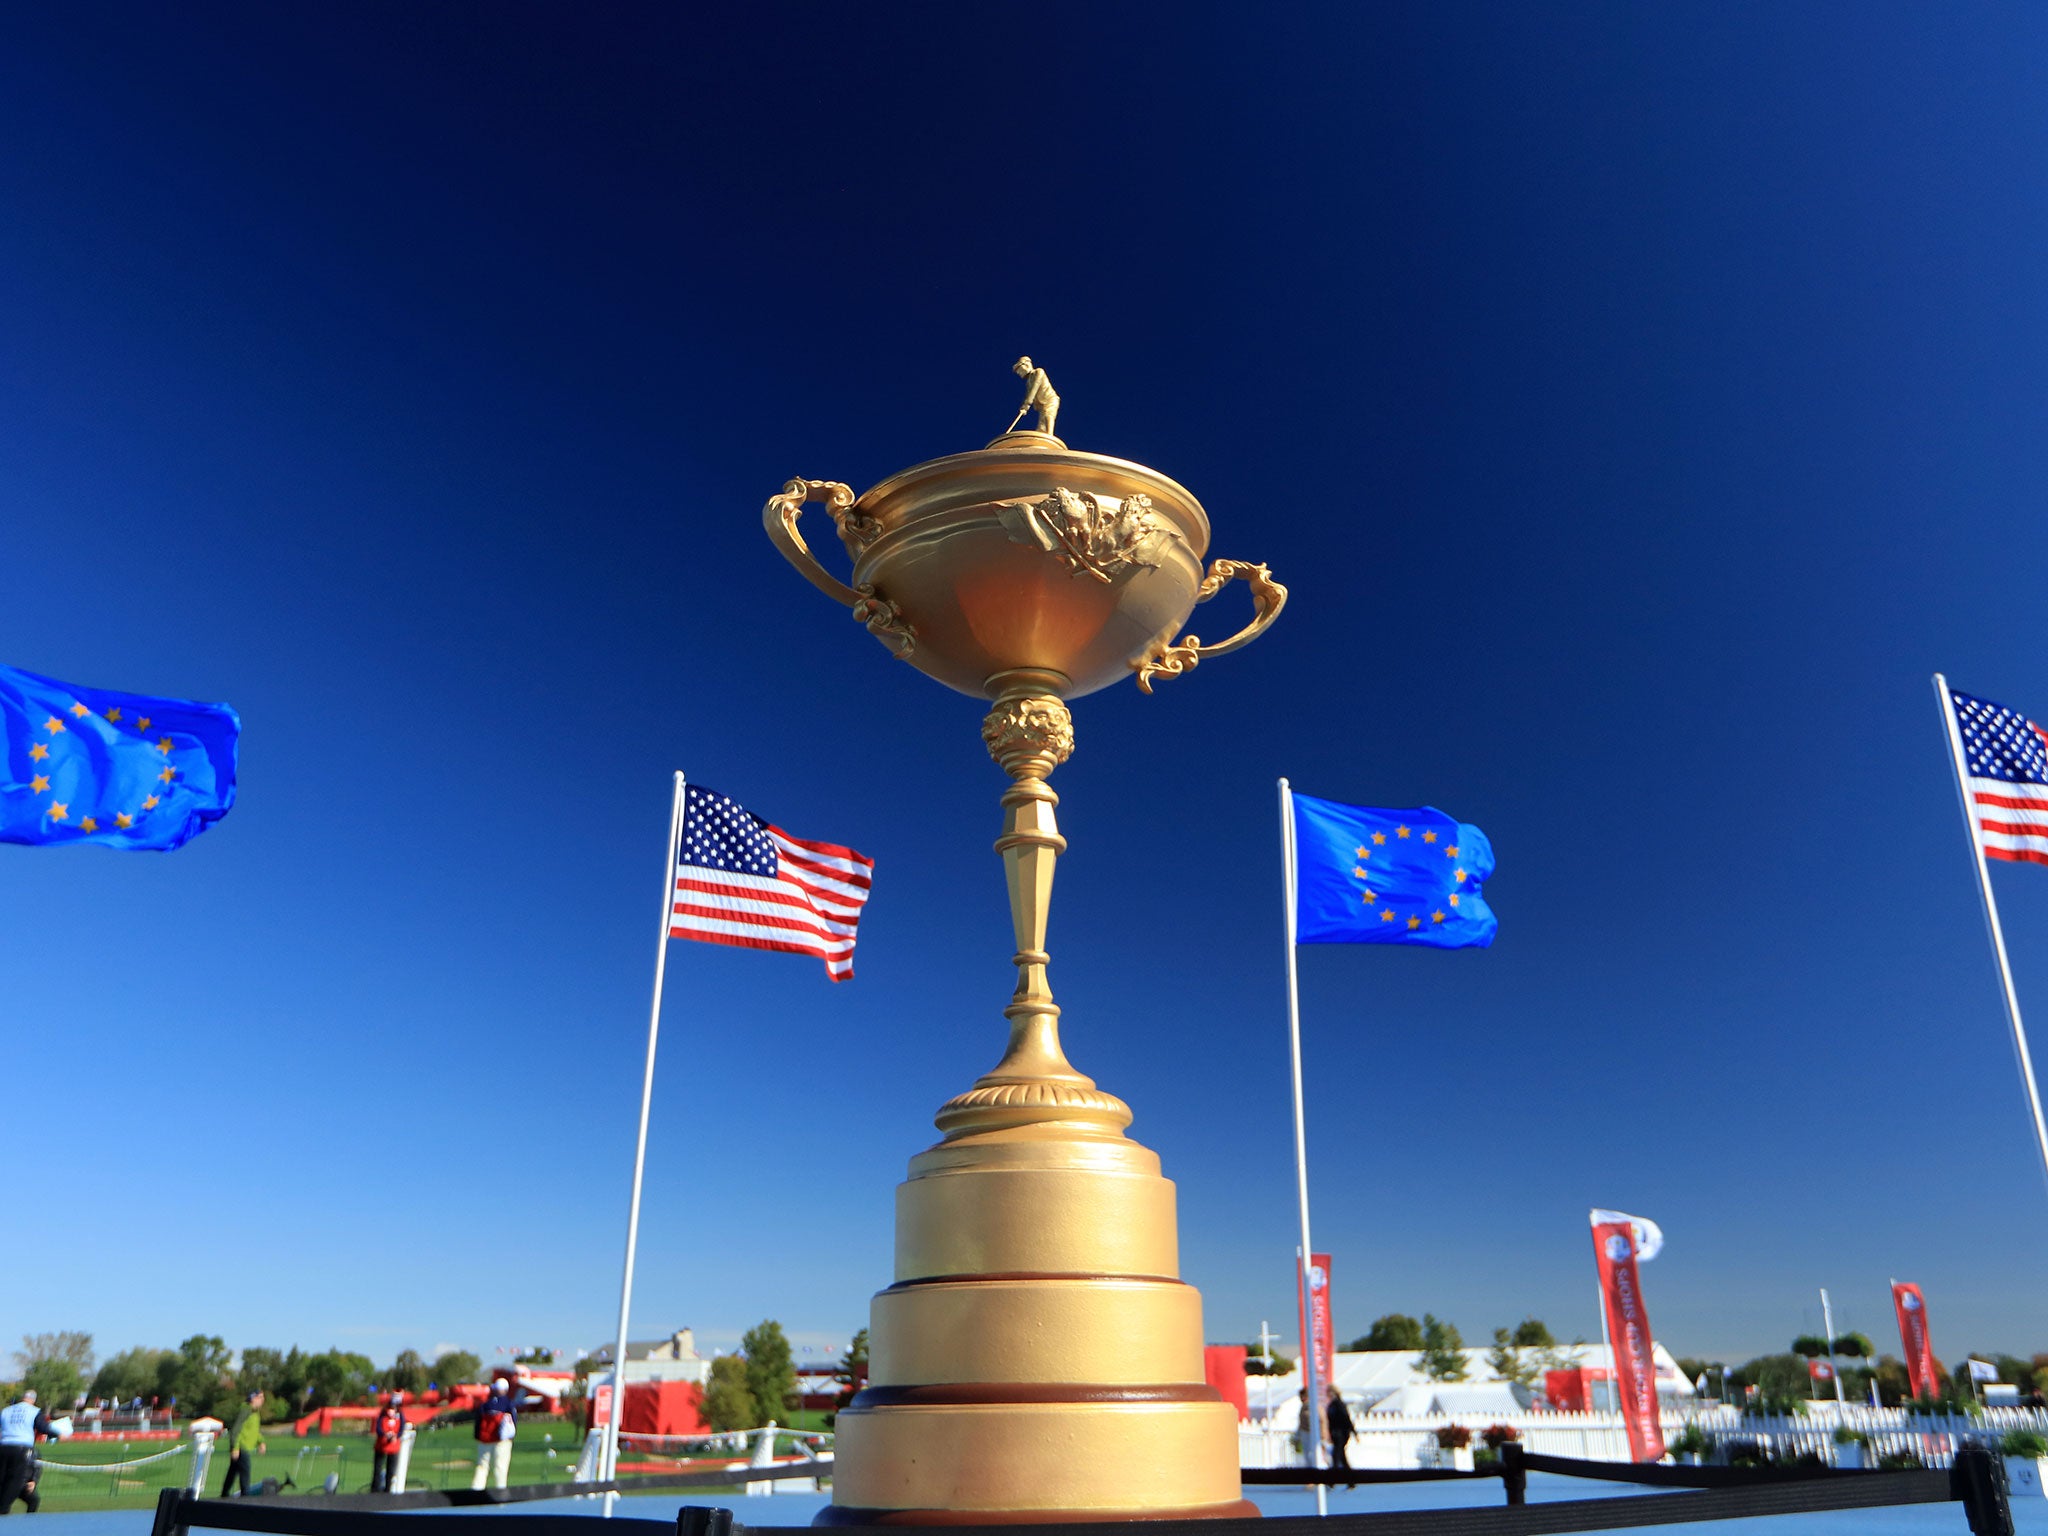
[1290,790,1496,947]
[1,663,240,852]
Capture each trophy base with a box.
[822,1103,1251,1524]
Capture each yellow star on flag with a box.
[1432,910,1446,923]
[137,716,151,730]
[1355,845,1369,858]
[1371,832,1386,845]
[105,707,122,722]
[1422,830,1437,843]
[1379,908,1395,922]
[1353,865,1369,879]
[1396,825,1411,839]
[1446,845,1459,858]
[115,813,132,828]
[1449,893,1460,907]
[43,716,64,734]
[79,816,97,831]
[28,743,48,761]
[48,802,67,821]
[69,702,89,718]
[156,737,172,754]
[142,795,160,810]
[158,766,176,783]
[1455,868,1468,883]
[1360,889,1375,904]
[30,775,48,794]
[1407,915,1421,929]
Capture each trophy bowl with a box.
[765,428,1283,701]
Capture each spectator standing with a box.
[0,1390,57,1513]
[469,1379,518,1490]
[370,1395,407,1493]
[219,1393,266,1497]
[1325,1387,1355,1472]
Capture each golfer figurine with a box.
[1005,356,1060,439]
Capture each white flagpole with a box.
[1932,676,2048,1189]
[1277,777,1327,1516]
[600,770,687,1516]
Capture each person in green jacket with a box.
[220,1392,266,1497]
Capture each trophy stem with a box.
[934,674,1131,1138]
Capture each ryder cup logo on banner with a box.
[1605,1233,1632,1261]
[1308,1263,1327,1292]
[1903,1292,1922,1312]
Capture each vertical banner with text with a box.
[1590,1210,1666,1463]
[1892,1282,1940,1400]
[1296,1253,1335,1441]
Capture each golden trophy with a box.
[764,363,1285,1524]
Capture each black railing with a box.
[148,1444,2016,1536]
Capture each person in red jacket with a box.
[370,1394,408,1493]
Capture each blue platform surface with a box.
[26,1474,2044,1536]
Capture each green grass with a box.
[25,1416,833,1513]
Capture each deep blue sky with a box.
[6,3,2048,1374]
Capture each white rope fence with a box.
[36,1444,189,1473]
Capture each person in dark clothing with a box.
[370,1395,407,1493]
[1325,1387,1355,1472]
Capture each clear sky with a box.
[6,2,2048,1375]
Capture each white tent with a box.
[1248,1342,1695,1423]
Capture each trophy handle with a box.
[763,477,864,607]
[1132,559,1288,693]
[763,477,918,659]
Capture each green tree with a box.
[1244,1346,1294,1376]
[1790,1335,1829,1359]
[1510,1318,1556,1348]
[1487,1329,1536,1388]
[834,1330,870,1410]
[158,1335,234,1417]
[384,1350,430,1395]
[90,1348,173,1405]
[1415,1315,1467,1382]
[433,1351,483,1392]
[23,1358,83,1410]
[741,1321,796,1424]
[302,1349,376,1408]
[236,1348,286,1404]
[1355,1315,1424,1352]
[1675,1357,1712,1387]
[15,1332,94,1379]
[1873,1355,1913,1406]
[701,1354,756,1432]
[1730,1353,1811,1412]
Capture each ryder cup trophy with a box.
[764,362,1285,1524]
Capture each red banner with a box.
[1296,1253,1335,1447]
[1591,1219,1665,1462]
[1892,1282,1939,1400]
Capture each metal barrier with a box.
[147,1444,2016,1536]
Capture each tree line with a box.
[10,1332,487,1422]
[1245,1314,1581,1384]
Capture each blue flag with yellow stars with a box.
[1,663,240,851]
[1290,790,1496,947]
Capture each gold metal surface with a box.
[762,365,1283,1523]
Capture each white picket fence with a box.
[1240,1405,2048,1471]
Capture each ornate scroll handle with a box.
[1132,559,1288,694]
[763,478,862,607]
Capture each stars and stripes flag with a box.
[1949,687,2048,866]
[669,783,873,980]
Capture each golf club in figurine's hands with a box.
[763,361,1285,1525]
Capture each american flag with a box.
[1951,688,2048,866]
[669,783,874,979]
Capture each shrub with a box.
[1727,1440,1769,1468]
[2002,1429,2048,1459]
[1670,1423,1709,1456]
[1434,1424,1473,1449]
[1878,1449,1925,1471]
[1481,1423,1520,1448]
[1473,1448,1500,1471]
[1832,1426,1867,1447]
